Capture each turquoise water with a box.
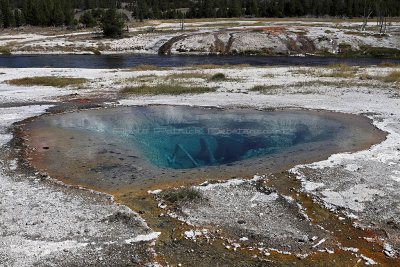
[53,106,341,169]
[129,119,322,169]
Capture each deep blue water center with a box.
[56,106,342,170]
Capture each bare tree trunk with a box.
[361,0,373,31]
[180,13,185,31]
[378,1,388,34]
[361,11,372,31]
[383,16,387,33]
[181,19,185,31]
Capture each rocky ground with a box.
[0,107,159,266]
[0,19,399,56]
[0,62,399,265]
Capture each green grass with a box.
[209,73,227,81]
[320,70,356,78]
[318,64,358,78]
[233,49,273,56]
[323,64,358,71]
[289,64,363,79]
[359,46,400,59]
[290,68,321,76]
[7,76,89,87]
[120,84,215,95]
[292,80,355,88]
[338,42,352,54]
[126,75,156,83]
[380,62,400,68]
[344,31,366,36]
[250,84,280,92]
[376,71,400,83]
[252,80,376,93]
[163,187,202,203]
[166,72,210,80]
[87,47,101,55]
[106,212,139,226]
[0,46,11,55]
[187,22,240,28]
[124,65,171,71]
[192,64,251,69]
[326,44,400,59]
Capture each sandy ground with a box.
[0,63,399,265]
[0,19,399,55]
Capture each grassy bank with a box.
[325,45,400,59]
[7,76,89,87]
[120,84,215,95]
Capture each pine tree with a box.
[0,7,3,28]
[1,0,13,28]
[288,0,297,16]
[101,8,125,37]
[301,0,311,15]
[347,0,354,18]
[23,0,35,25]
[63,3,74,26]
[14,9,22,27]
[80,10,96,27]
[216,4,228,18]
[228,0,242,18]
[37,0,51,26]
[245,0,258,17]
[52,1,64,26]
[296,0,305,16]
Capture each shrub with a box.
[320,64,357,79]
[380,62,400,68]
[80,11,97,28]
[210,73,226,81]
[338,42,352,53]
[163,187,202,203]
[379,71,400,83]
[0,46,11,55]
[359,45,400,59]
[250,84,280,92]
[106,212,139,226]
[101,8,125,38]
[87,47,101,55]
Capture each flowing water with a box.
[1,54,399,68]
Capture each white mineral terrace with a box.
[0,60,399,264]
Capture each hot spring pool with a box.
[23,106,385,193]
[58,107,341,169]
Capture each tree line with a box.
[1,0,399,28]
[185,0,400,19]
[1,0,74,27]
